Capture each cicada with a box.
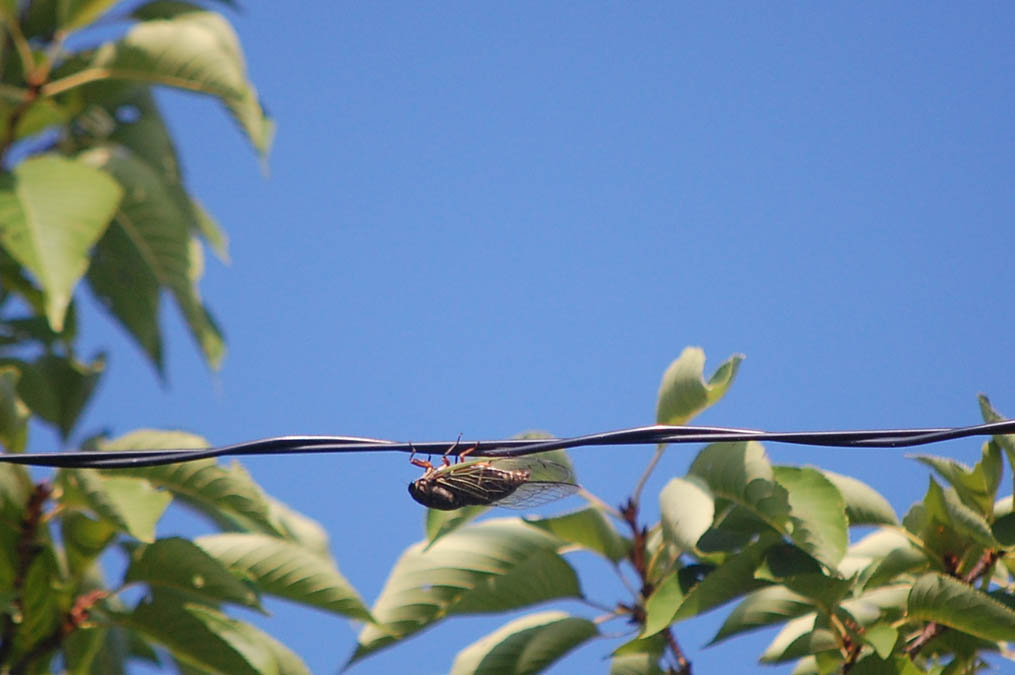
[408,445,578,510]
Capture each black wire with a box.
[1,420,1012,469]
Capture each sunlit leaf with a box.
[450,611,598,675]
[196,532,372,622]
[689,441,790,528]
[80,144,224,369]
[659,475,714,552]
[773,466,848,569]
[0,365,28,452]
[350,519,579,664]
[61,511,117,578]
[125,537,259,608]
[59,470,172,542]
[0,155,122,330]
[7,353,104,439]
[609,635,666,675]
[819,469,898,527]
[526,506,629,562]
[121,591,308,675]
[641,572,685,637]
[710,586,812,644]
[656,347,743,425]
[908,572,1015,642]
[81,9,273,155]
[915,443,1002,517]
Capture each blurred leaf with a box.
[14,548,64,660]
[863,622,899,659]
[759,613,837,664]
[819,469,898,527]
[526,506,629,562]
[60,0,119,30]
[263,495,331,556]
[4,353,104,439]
[425,504,488,549]
[908,572,1015,642]
[80,144,223,369]
[755,543,852,608]
[710,586,812,645]
[689,441,790,529]
[196,532,372,622]
[82,9,273,155]
[979,395,1015,503]
[992,511,1015,546]
[96,429,290,538]
[670,534,780,624]
[924,477,997,549]
[656,347,743,424]
[60,470,172,542]
[0,154,122,330]
[0,365,29,451]
[450,611,598,675]
[773,466,848,569]
[850,529,929,590]
[126,537,260,608]
[659,475,714,552]
[641,572,685,637]
[609,635,666,675]
[915,443,1002,517]
[120,591,308,675]
[351,519,579,664]
[61,511,117,578]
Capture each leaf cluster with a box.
[348,349,1015,675]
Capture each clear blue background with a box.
[35,3,1015,673]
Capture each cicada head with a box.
[407,476,463,510]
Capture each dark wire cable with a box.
[0,420,1012,469]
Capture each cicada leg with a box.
[408,442,435,473]
[457,443,479,463]
[441,434,464,467]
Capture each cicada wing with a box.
[490,480,580,508]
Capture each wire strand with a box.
[1,420,1012,469]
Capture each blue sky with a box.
[34,2,1015,673]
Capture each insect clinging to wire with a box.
[407,439,579,510]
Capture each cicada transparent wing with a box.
[408,456,578,510]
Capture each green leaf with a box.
[773,466,848,569]
[0,365,29,452]
[96,429,290,538]
[656,347,743,424]
[863,622,899,659]
[61,511,118,578]
[0,154,122,330]
[526,507,629,562]
[908,572,1015,642]
[14,549,65,663]
[125,537,260,608]
[924,477,998,549]
[670,534,779,624]
[195,532,372,622]
[710,586,812,645]
[759,613,838,664]
[992,511,1015,546]
[979,395,1015,504]
[80,145,224,369]
[6,353,104,439]
[350,519,580,664]
[84,9,272,155]
[609,635,666,675]
[59,470,172,542]
[263,495,331,557]
[689,441,790,529]
[425,504,488,548]
[819,469,898,527]
[849,529,929,590]
[659,475,714,552]
[641,572,685,637]
[915,443,1002,517]
[121,592,309,675]
[60,0,119,30]
[754,543,852,608]
[451,611,598,675]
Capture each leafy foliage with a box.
[0,3,1011,674]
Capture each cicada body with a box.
[408,456,578,510]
